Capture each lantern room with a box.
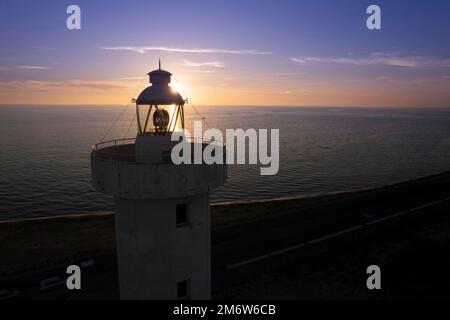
[135,61,185,135]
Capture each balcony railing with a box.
[91,137,225,163]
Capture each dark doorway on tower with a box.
[176,202,189,226]
[177,279,190,299]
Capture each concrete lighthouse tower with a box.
[90,62,226,299]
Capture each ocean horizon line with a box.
[1,103,450,109]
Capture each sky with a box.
[0,0,450,107]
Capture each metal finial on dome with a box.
[138,64,183,105]
[159,59,161,70]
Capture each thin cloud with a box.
[191,70,214,74]
[290,58,306,64]
[32,46,56,51]
[68,80,128,90]
[114,76,146,81]
[183,60,224,68]
[0,79,128,91]
[17,65,50,70]
[101,46,270,55]
[291,54,450,68]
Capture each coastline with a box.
[1,171,450,283]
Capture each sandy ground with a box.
[214,195,450,299]
[213,209,450,300]
[0,191,353,281]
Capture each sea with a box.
[1,105,450,221]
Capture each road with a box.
[4,173,450,299]
[211,173,450,292]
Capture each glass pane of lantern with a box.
[137,105,152,134]
[137,104,183,135]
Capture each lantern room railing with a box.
[91,138,137,161]
[92,138,137,150]
[91,137,225,163]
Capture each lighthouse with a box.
[90,63,226,299]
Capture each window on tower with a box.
[177,279,190,299]
[176,202,189,226]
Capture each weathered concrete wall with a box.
[135,135,177,163]
[91,153,226,200]
[91,139,226,300]
[114,194,211,299]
